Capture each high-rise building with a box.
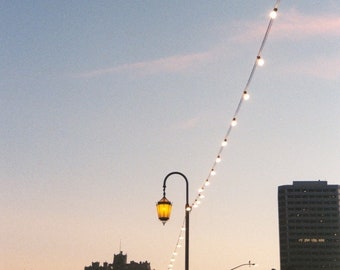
[278,180,340,270]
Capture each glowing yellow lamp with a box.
[156,196,172,225]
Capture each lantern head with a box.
[156,196,172,225]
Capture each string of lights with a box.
[166,1,280,269]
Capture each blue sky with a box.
[1,1,339,270]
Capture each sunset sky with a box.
[1,1,339,270]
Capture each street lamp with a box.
[156,171,191,270]
[229,261,256,270]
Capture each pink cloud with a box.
[271,9,340,39]
[174,116,202,130]
[77,51,214,78]
[76,10,339,79]
[232,9,340,42]
[281,55,340,80]
[229,9,340,80]
[271,10,340,80]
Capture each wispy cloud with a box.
[272,10,340,80]
[77,51,215,78]
[76,10,339,79]
[280,55,340,80]
[230,9,340,80]
[232,9,340,42]
[174,116,202,130]
[271,9,340,39]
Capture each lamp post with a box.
[229,261,256,270]
[156,171,190,270]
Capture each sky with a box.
[1,1,339,270]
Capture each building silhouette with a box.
[278,181,340,269]
[84,251,152,270]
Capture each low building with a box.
[84,251,152,270]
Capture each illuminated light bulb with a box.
[196,200,201,205]
[205,180,210,186]
[186,205,191,211]
[210,169,216,176]
[243,91,250,100]
[179,236,184,240]
[257,56,264,66]
[173,252,178,256]
[199,193,205,199]
[216,155,221,163]
[221,138,228,147]
[198,187,204,193]
[231,117,237,126]
[193,204,199,208]
[177,244,182,248]
[181,227,185,231]
[270,8,278,19]
[170,258,175,262]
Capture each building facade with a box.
[84,251,151,270]
[278,181,340,269]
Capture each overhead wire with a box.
[166,1,280,269]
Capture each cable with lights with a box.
[166,2,280,269]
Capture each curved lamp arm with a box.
[162,171,189,206]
